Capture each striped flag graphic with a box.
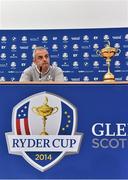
[16,102,30,135]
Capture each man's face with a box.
[34,49,50,72]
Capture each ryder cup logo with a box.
[6,92,82,172]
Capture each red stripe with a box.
[16,119,21,135]
[24,118,30,135]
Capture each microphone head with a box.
[39,66,42,80]
[39,66,42,73]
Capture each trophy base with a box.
[40,131,48,135]
[103,72,115,82]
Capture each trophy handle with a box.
[32,107,39,115]
[116,48,121,55]
[96,50,102,57]
[52,107,58,115]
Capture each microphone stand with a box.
[39,66,42,80]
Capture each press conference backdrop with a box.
[0,27,128,82]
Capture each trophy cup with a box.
[32,97,58,135]
[96,41,121,81]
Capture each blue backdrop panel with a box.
[0,83,128,179]
[0,27,128,81]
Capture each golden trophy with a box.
[96,41,121,81]
[32,97,58,135]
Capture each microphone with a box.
[39,66,42,80]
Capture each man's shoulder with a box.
[50,66,63,73]
[23,66,33,73]
[50,66,64,81]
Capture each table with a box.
[1,82,128,179]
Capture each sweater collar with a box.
[33,63,50,75]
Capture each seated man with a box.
[19,46,64,82]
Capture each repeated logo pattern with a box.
[0,28,128,81]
